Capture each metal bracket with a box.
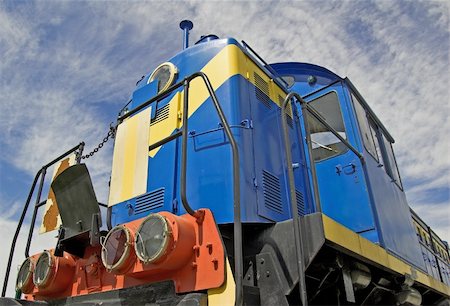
[256,253,289,306]
[90,213,101,247]
[342,265,356,303]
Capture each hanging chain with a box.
[81,123,116,160]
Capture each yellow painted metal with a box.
[148,92,182,157]
[109,107,151,206]
[148,44,289,157]
[322,214,450,296]
[208,257,236,305]
[39,153,76,233]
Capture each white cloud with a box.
[0,219,57,298]
[0,4,449,297]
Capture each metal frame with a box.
[118,71,243,305]
[2,143,85,297]
[280,92,366,305]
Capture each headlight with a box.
[101,225,134,273]
[148,62,178,93]
[135,214,172,264]
[16,257,34,293]
[33,251,54,288]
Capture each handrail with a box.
[280,92,308,306]
[302,98,364,163]
[280,92,366,305]
[1,142,85,297]
[119,72,243,305]
[241,40,289,89]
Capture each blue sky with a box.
[0,0,449,296]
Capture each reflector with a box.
[135,214,171,264]
[33,251,53,288]
[101,225,133,273]
[16,257,34,293]
[148,62,177,93]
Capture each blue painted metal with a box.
[179,20,193,50]
[112,39,313,226]
[131,81,158,111]
[113,38,430,274]
[302,84,379,242]
[271,62,426,269]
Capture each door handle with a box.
[336,163,356,175]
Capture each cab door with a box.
[302,84,379,242]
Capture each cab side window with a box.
[351,92,403,190]
[381,134,403,189]
[352,94,379,161]
[307,91,348,161]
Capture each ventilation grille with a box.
[150,103,170,126]
[279,95,293,128]
[262,170,283,214]
[296,190,305,216]
[254,72,272,109]
[135,188,165,214]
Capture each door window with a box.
[352,94,379,161]
[307,91,348,161]
[381,134,403,189]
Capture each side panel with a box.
[363,152,426,269]
[108,108,151,206]
[303,85,379,242]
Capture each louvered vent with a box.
[279,95,293,128]
[262,170,283,214]
[296,190,305,216]
[254,72,271,109]
[150,103,170,126]
[134,188,165,214]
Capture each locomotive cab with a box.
[271,62,425,269]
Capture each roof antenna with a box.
[179,20,194,50]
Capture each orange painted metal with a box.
[23,209,225,301]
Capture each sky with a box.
[0,0,449,297]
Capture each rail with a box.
[2,143,85,297]
[280,92,365,306]
[118,71,243,305]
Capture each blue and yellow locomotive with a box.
[2,21,449,305]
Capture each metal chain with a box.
[81,123,116,159]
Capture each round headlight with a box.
[33,251,54,288]
[135,214,172,264]
[16,257,34,293]
[101,225,133,273]
[147,62,177,93]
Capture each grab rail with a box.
[280,92,366,305]
[118,71,243,305]
[1,143,85,297]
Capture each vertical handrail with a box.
[181,72,243,305]
[1,170,42,297]
[1,143,84,297]
[193,72,243,305]
[97,71,243,304]
[25,168,46,257]
[180,79,202,219]
[281,92,308,306]
[280,91,366,305]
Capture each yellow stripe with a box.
[148,44,289,157]
[109,108,151,206]
[122,116,138,198]
[322,214,450,296]
[208,257,236,305]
